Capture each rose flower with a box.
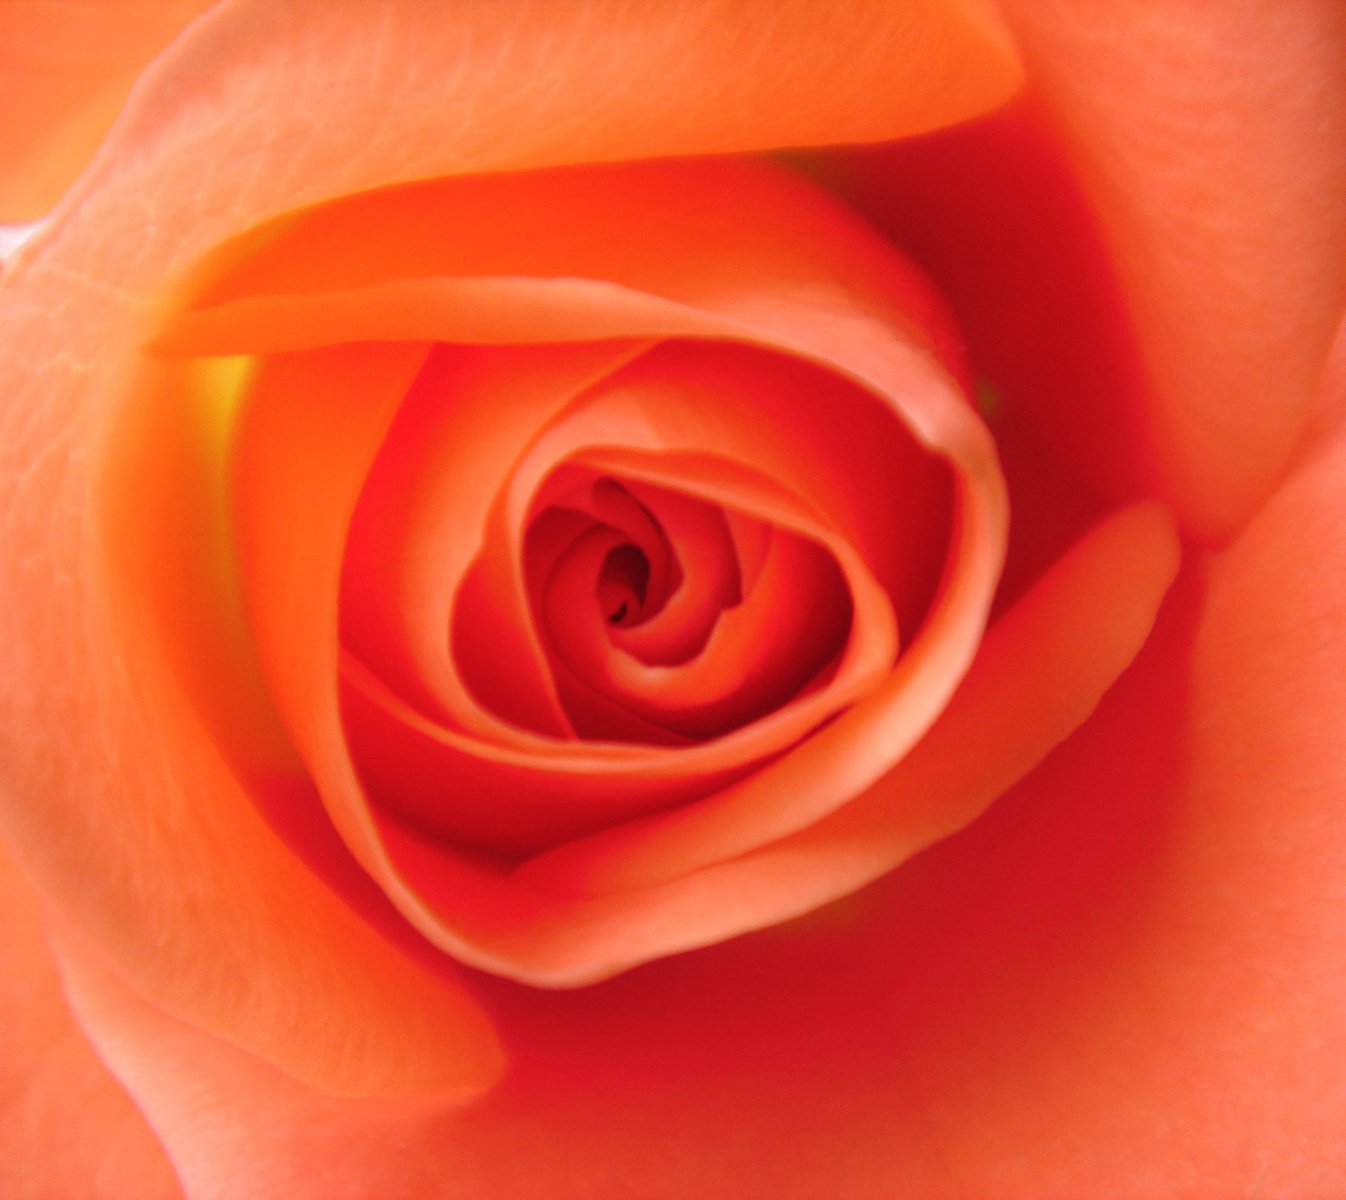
[1,2,1344,1197]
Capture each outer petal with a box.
[0,0,1019,1097]
[439,389,1346,1195]
[995,0,1346,538]
[0,0,218,220]
[53,935,468,1200]
[0,344,504,1096]
[817,0,1346,545]
[0,839,181,1200]
[48,413,1346,1196]
[28,0,1019,260]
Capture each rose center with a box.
[516,464,852,745]
[597,543,652,625]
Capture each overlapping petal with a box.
[997,1,1346,539]
[0,843,181,1200]
[817,1,1346,544]
[3,4,1339,1199]
[177,157,1006,983]
[0,0,217,220]
[0,0,1020,1095]
[70,379,1338,1200]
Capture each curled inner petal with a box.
[522,470,859,743]
[135,157,1026,985]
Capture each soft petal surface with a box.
[0,342,503,1095]
[995,0,1346,537]
[35,0,1019,252]
[211,158,1010,985]
[48,413,1346,1196]
[0,839,181,1200]
[0,0,217,220]
[0,0,1018,1097]
[438,406,1346,1197]
[54,936,467,1200]
[520,501,1178,897]
[817,0,1346,544]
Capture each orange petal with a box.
[342,662,752,854]
[341,342,642,744]
[517,500,1179,905]
[467,407,1338,1197]
[499,341,950,642]
[36,0,1018,250]
[0,341,502,1097]
[214,162,1008,983]
[534,466,876,742]
[993,0,1346,538]
[356,498,1171,986]
[811,100,1155,535]
[414,423,1343,1200]
[560,448,898,741]
[0,0,216,220]
[0,839,180,1199]
[0,4,1011,1065]
[53,923,474,1200]
[50,487,1200,1200]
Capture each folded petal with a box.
[0,346,502,1095]
[209,159,1007,985]
[25,0,1017,252]
[47,474,1258,1200]
[0,839,180,1200]
[0,0,216,220]
[356,420,1344,1197]
[995,0,1346,537]
[53,931,471,1200]
[44,487,1201,1200]
[522,500,1178,897]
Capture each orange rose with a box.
[2,3,1344,1197]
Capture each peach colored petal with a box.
[40,488,1197,1200]
[576,485,745,671]
[561,448,899,737]
[0,839,181,1200]
[533,455,889,742]
[341,664,754,854]
[465,338,916,749]
[0,341,502,1095]
[53,932,473,1200]
[161,269,990,489]
[810,99,1155,534]
[0,0,216,220]
[516,500,1179,903]
[193,163,988,741]
[317,343,894,831]
[341,343,643,745]
[227,332,941,979]
[34,0,1019,253]
[473,402,1335,1199]
[210,158,1011,983]
[366,335,941,766]
[1305,310,1346,445]
[182,160,966,769]
[0,0,1018,1071]
[501,341,949,642]
[416,426,1344,1200]
[993,0,1346,538]
[544,519,847,734]
[307,498,1170,987]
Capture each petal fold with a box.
[0,839,181,1200]
[0,0,216,220]
[996,0,1346,537]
